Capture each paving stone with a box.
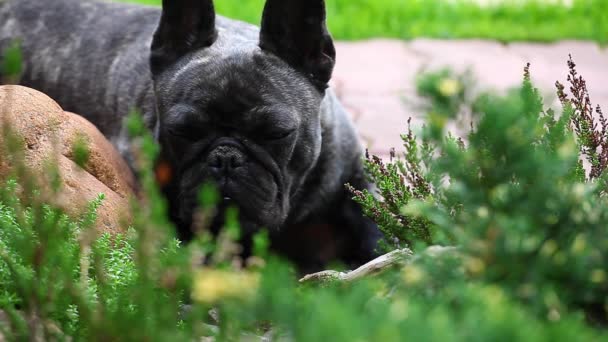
[406,39,529,91]
[332,39,424,96]
[340,95,420,155]
[332,39,608,158]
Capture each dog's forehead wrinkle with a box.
[247,104,300,127]
[167,62,295,108]
[166,43,254,91]
[167,55,213,89]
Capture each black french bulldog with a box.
[0,0,381,272]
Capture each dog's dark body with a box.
[0,0,380,272]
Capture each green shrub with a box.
[354,60,607,325]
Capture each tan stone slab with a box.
[342,95,421,156]
[330,39,608,160]
[406,39,529,91]
[332,39,425,96]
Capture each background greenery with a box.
[121,0,608,43]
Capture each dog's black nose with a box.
[207,146,246,174]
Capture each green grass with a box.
[121,0,608,43]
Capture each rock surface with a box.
[0,85,135,234]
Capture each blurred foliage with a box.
[0,41,22,83]
[416,68,473,118]
[353,60,608,327]
[123,0,608,43]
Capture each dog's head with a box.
[149,0,336,237]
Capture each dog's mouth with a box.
[210,197,264,235]
[215,177,282,228]
[219,196,238,212]
[175,142,287,236]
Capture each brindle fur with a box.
[0,0,381,272]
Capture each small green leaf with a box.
[1,41,22,82]
[71,134,91,169]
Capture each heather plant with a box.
[347,124,436,252]
[356,61,607,325]
[347,68,474,252]
[425,69,606,324]
[556,56,608,184]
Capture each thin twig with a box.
[299,246,458,284]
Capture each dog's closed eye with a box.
[262,128,295,141]
[166,125,202,142]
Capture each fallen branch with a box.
[299,246,458,284]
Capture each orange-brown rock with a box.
[0,85,136,234]
[63,112,136,198]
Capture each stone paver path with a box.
[331,39,608,157]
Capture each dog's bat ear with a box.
[150,0,217,75]
[259,0,336,90]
